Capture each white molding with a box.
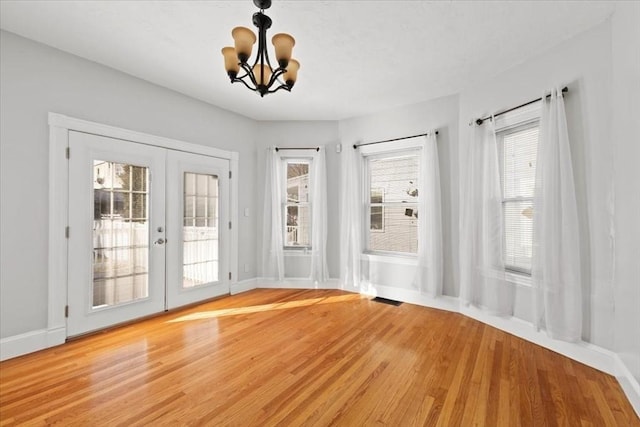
[361,252,418,266]
[613,354,640,417]
[0,328,65,361]
[505,271,533,288]
[48,123,69,338]
[230,155,239,285]
[283,250,312,257]
[256,277,343,290]
[48,113,237,161]
[230,278,258,295]
[359,135,426,156]
[360,283,459,313]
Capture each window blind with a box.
[499,124,539,274]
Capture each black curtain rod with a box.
[475,87,568,125]
[353,131,439,149]
[275,147,319,152]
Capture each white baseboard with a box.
[256,277,343,290]
[230,278,258,295]
[0,327,65,361]
[360,283,460,313]
[613,354,640,417]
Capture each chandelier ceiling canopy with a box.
[221,0,299,97]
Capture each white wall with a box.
[254,121,340,279]
[339,94,460,297]
[0,31,258,339]
[611,2,640,384]
[2,8,637,391]
[458,20,614,347]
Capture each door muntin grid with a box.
[92,161,150,308]
[182,172,219,287]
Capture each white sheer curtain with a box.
[460,120,513,316]
[532,87,582,342]
[417,133,443,296]
[339,145,362,289]
[310,147,329,283]
[261,147,284,281]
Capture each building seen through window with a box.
[366,153,419,254]
[285,161,311,247]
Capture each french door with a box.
[166,150,229,309]
[67,131,229,336]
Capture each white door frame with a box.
[48,112,239,341]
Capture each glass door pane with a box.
[93,161,150,308]
[182,172,218,287]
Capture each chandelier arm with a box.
[234,67,251,81]
[266,83,291,94]
[239,61,260,88]
[264,67,286,90]
[233,76,259,92]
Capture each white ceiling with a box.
[0,1,615,121]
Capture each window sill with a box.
[361,252,418,266]
[505,270,532,287]
[284,248,312,256]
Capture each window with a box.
[497,118,539,275]
[284,159,311,248]
[370,188,384,231]
[365,151,419,254]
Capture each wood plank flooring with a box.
[1,289,638,426]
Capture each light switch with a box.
[244,208,250,217]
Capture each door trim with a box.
[48,113,239,339]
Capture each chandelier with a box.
[221,0,300,97]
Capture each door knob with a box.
[154,238,166,245]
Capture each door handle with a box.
[154,238,166,245]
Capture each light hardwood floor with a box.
[1,289,638,426]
